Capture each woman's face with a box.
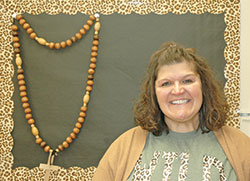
[155,61,203,132]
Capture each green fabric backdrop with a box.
[12,12,226,169]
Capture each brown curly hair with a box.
[134,42,228,135]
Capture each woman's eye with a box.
[182,79,193,84]
[162,82,171,86]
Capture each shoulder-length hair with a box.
[134,42,228,135]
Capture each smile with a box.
[170,99,190,105]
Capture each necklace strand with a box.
[12,14,100,154]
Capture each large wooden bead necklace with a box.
[12,14,100,155]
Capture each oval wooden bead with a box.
[26,28,33,34]
[36,38,47,45]
[73,128,80,134]
[75,122,82,129]
[40,141,46,148]
[13,36,19,42]
[28,118,35,125]
[79,111,86,117]
[92,40,99,46]
[30,32,37,39]
[14,42,20,48]
[87,80,94,86]
[89,15,95,21]
[66,137,72,143]
[83,24,90,31]
[66,39,72,46]
[35,137,42,144]
[16,56,22,66]
[17,74,24,80]
[19,19,26,25]
[32,126,39,136]
[87,20,93,26]
[49,42,55,49]
[89,63,96,69]
[25,113,32,119]
[11,25,18,31]
[83,94,90,104]
[19,85,26,91]
[78,117,84,123]
[62,141,69,148]
[22,102,29,109]
[23,23,30,29]
[94,22,101,31]
[20,91,27,97]
[70,133,77,139]
[44,145,51,152]
[55,43,61,50]
[75,33,82,40]
[16,14,23,20]
[60,41,66,48]
[21,96,29,102]
[24,108,31,114]
[86,86,92,92]
[88,68,95,75]
[79,28,86,35]
[80,106,87,112]
[90,57,96,63]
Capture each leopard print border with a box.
[0,0,240,180]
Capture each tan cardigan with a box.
[92,126,250,181]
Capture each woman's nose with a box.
[171,82,184,94]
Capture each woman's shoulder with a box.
[218,125,250,140]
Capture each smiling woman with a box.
[92,42,250,181]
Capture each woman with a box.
[92,42,250,181]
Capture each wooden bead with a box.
[83,24,90,31]
[26,28,33,34]
[19,19,26,25]
[89,63,96,69]
[23,23,30,29]
[79,111,86,117]
[15,48,21,53]
[66,137,72,143]
[75,33,82,40]
[78,117,84,123]
[87,80,94,86]
[40,141,46,148]
[86,86,92,92]
[35,137,42,144]
[49,42,55,49]
[83,94,90,104]
[44,145,50,152]
[80,106,87,112]
[88,68,95,75]
[11,25,18,31]
[70,133,77,139]
[25,113,32,119]
[94,34,99,40]
[28,118,35,125]
[19,85,26,91]
[92,40,99,46]
[24,107,31,114]
[79,28,86,35]
[17,69,24,74]
[94,22,101,31]
[17,74,24,80]
[58,144,64,151]
[21,96,29,102]
[62,141,69,148]
[13,42,20,48]
[36,37,47,45]
[30,32,37,39]
[90,57,96,63]
[20,91,27,97]
[89,15,96,21]
[91,46,98,52]
[18,80,25,86]
[16,56,22,67]
[13,36,19,42]
[75,122,82,129]
[73,128,80,134]
[88,75,94,80]
[66,39,72,46]
[31,126,39,136]
[87,20,93,26]
[60,41,66,48]
[71,36,76,43]
[55,43,61,50]
[22,102,29,109]
[16,14,23,20]
[12,31,18,36]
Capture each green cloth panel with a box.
[12,12,226,169]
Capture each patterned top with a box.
[127,129,236,181]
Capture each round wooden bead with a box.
[30,32,37,39]
[20,91,27,97]
[18,80,25,86]
[91,46,98,52]
[24,108,31,114]
[66,137,72,143]
[26,28,33,34]
[44,145,50,152]
[66,39,72,46]
[19,85,26,91]
[92,40,99,46]
[89,15,96,21]
[17,74,24,80]
[89,63,96,69]
[73,128,80,134]
[13,42,20,48]
[12,31,18,36]
[87,20,93,26]
[60,41,66,48]
[79,111,86,117]
[21,96,29,102]
[86,86,92,92]
[62,141,69,148]
[13,36,19,42]
[22,102,29,109]
[28,118,35,125]
[15,48,21,53]
[58,144,64,151]
[17,69,24,74]
[94,34,99,40]
[49,42,55,49]
[35,137,42,144]
[75,33,82,40]
[16,14,23,20]
[11,25,18,31]
[25,113,32,119]
[88,68,95,75]
[55,43,61,50]
[40,141,46,148]
[71,36,76,43]
[77,117,84,123]
[87,80,94,86]
[75,122,82,129]
[23,23,30,29]
[79,28,86,35]
[83,24,90,31]
[88,75,94,80]
[19,19,26,25]
[70,132,77,139]
[90,57,96,63]
[31,126,39,136]
[80,106,87,112]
